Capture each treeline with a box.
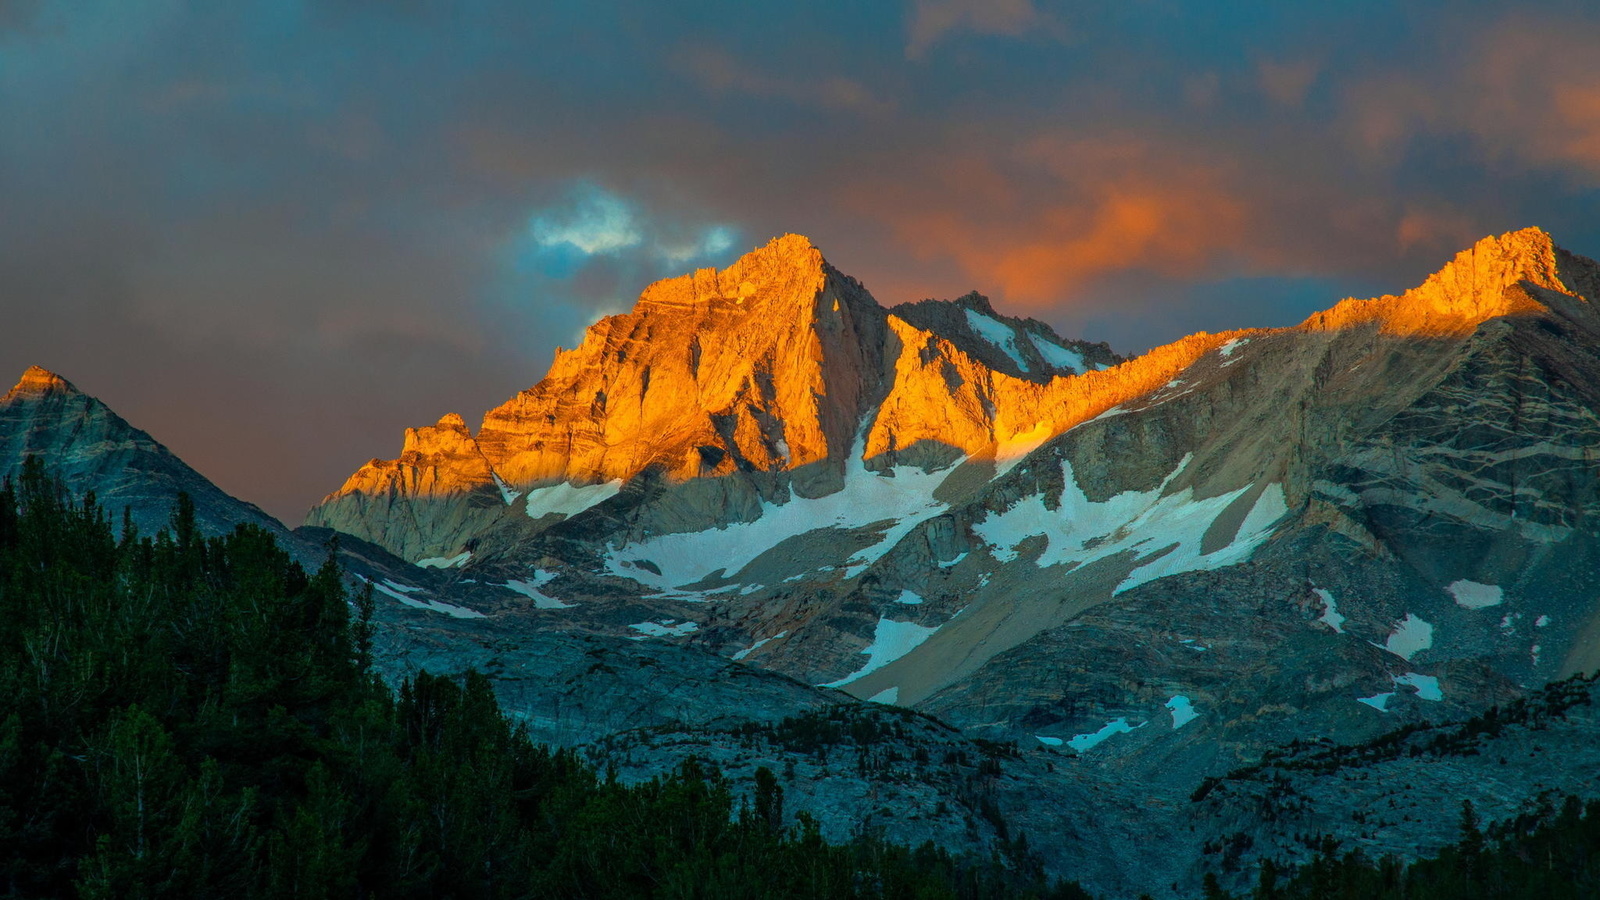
[1205,795,1600,900]
[0,460,1086,899]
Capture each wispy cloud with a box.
[904,0,1058,59]
[1343,14,1600,185]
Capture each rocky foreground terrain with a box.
[9,226,1600,897]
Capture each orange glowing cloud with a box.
[847,137,1251,305]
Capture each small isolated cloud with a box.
[513,182,739,277]
[497,181,744,345]
[905,0,1054,60]
[528,183,644,257]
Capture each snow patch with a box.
[1068,717,1137,752]
[993,423,1054,479]
[894,590,924,605]
[1217,337,1249,359]
[1165,695,1199,729]
[1035,735,1064,747]
[1026,332,1085,373]
[1380,614,1433,661]
[1536,615,1550,628]
[937,552,968,569]
[1312,588,1346,633]
[366,577,485,619]
[630,620,699,638]
[1447,580,1503,609]
[972,457,1286,594]
[867,687,900,705]
[417,551,471,569]
[964,309,1030,371]
[502,570,573,609]
[732,630,788,661]
[524,479,623,521]
[491,472,523,505]
[1393,673,1442,701]
[1357,692,1396,712]
[823,617,941,687]
[607,440,955,590]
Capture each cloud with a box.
[848,135,1256,305]
[904,0,1054,59]
[496,181,744,347]
[1344,14,1600,184]
[512,182,740,277]
[677,45,893,117]
[528,183,644,257]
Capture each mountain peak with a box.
[633,233,832,313]
[1302,227,1592,336]
[4,366,79,403]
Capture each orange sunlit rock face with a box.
[472,233,881,487]
[3,365,76,402]
[335,413,498,503]
[307,226,1593,561]
[1301,227,1571,336]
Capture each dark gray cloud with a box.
[4,0,1600,522]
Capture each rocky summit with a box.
[13,226,1600,897]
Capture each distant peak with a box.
[950,291,997,315]
[4,366,79,402]
[1301,226,1586,336]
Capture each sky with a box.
[5,0,1600,524]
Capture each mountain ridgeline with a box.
[305,234,1120,562]
[10,226,1600,897]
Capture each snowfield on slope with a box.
[1026,332,1085,373]
[502,569,573,609]
[823,617,942,688]
[972,455,1289,595]
[605,448,958,590]
[964,309,1030,371]
[523,479,623,521]
[365,577,485,619]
